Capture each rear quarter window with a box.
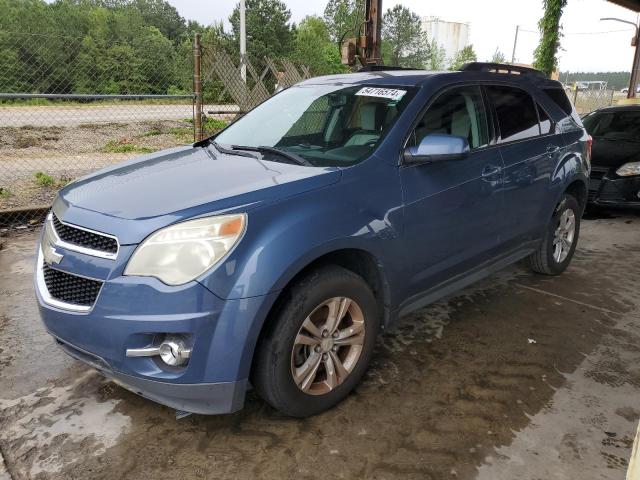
[543,87,583,128]
[543,87,573,115]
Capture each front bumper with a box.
[54,335,247,414]
[588,171,640,208]
[35,236,278,414]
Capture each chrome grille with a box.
[52,213,118,256]
[42,263,103,307]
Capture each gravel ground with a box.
[0,209,639,479]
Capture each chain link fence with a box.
[570,88,619,115]
[0,31,202,227]
[0,31,310,229]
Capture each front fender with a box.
[198,162,404,303]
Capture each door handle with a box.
[546,145,560,156]
[481,165,501,178]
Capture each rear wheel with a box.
[252,265,379,417]
[526,193,581,275]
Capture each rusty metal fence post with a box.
[193,33,203,142]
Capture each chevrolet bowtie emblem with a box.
[42,216,63,265]
[43,244,63,265]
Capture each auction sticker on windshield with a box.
[355,87,406,101]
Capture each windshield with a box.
[583,110,640,142]
[214,84,415,167]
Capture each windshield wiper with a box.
[209,140,258,159]
[231,145,313,167]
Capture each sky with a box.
[168,0,640,72]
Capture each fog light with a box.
[159,335,191,366]
[125,334,192,366]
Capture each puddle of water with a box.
[0,371,131,477]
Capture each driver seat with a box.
[345,102,386,146]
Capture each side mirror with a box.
[403,134,470,164]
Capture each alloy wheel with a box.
[290,297,366,395]
[553,208,576,263]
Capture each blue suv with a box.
[35,63,590,417]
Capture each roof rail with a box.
[357,65,420,72]
[460,62,546,78]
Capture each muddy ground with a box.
[0,210,639,479]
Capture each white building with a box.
[421,17,470,65]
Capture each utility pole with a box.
[240,0,247,83]
[601,17,639,99]
[511,25,519,64]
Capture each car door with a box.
[399,85,504,302]
[486,84,565,248]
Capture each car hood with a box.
[591,138,640,169]
[54,144,341,244]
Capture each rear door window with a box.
[486,85,540,143]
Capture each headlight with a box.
[124,214,246,285]
[616,162,640,177]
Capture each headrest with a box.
[360,102,386,131]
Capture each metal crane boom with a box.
[341,0,383,67]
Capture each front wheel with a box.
[526,193,581,275]
[252,265,379,417]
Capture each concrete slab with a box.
[0,210,639,479]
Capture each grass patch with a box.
[141,128,162,137]
[33,172,73,189]
[183,116,229,134]
[169,127,194,143]
[34,171,56,187]
[102,140,154,154]
[203,117,228,132]
[0,187,12,199]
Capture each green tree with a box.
[323,0,364,44]
[291,16,345,76]
[533,0,567,76]
[425,39,447,70]
[381,5,428,68]
[449,45,477,71]
[127,0,186,41]
[490,48,507,63]
[89,0,187,41]
[229,0,294,64]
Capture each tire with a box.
[526,193,581,275]
[252,265,380,417]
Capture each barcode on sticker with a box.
[355,87,406,101]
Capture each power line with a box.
[518,27,634,35]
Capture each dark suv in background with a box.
[36,63,590,417]
[583,105,640,208]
